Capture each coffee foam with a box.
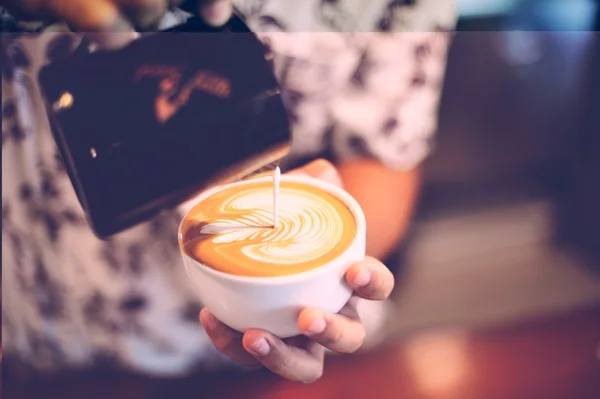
[182,181,356,277]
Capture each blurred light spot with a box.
[537,0,597,31]
[457,0,517,18]
[497,30,543,66]
[403,329,471,395]
[54,92,73,111]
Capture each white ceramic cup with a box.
[178,174,366,338]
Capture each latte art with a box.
[200,189,342,264]
[182,181,356,277]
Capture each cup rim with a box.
[178,174,366,285]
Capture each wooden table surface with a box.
[4,304,600,399]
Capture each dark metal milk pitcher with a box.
[38,14,291,238]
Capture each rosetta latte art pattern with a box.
[184,181,356,277]
[201,186,342,264]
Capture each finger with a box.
[117,0,169,30]
[199,309,259,366]
[56,0,131,32]
[297,306,365,354]
[54,0,138,51]
[87,0,168,50]
[345,257,395,301]
[86,31,140,51]
[2,0,121,28]
[197,0,233,27]
[288,158,343,187]
[242,330,325,383]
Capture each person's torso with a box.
[1,0,449,375]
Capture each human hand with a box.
[199,159,395,383]
[4,0,173,31]
[3,0,233,49]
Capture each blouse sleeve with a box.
[328,0,457,171]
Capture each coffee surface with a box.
[182,180,356,277]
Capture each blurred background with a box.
[4,0,600,398]
[361,1,600,397]
[399,0,600,334]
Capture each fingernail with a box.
[305,317,327,335]
[202,311,218,330]
[353,269,371,287]
[249,338,271,357]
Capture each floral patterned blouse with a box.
[2,0,456,375]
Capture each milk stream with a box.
[273,166,281,228]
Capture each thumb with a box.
[288,159,344,188]
[197,0,234,27]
